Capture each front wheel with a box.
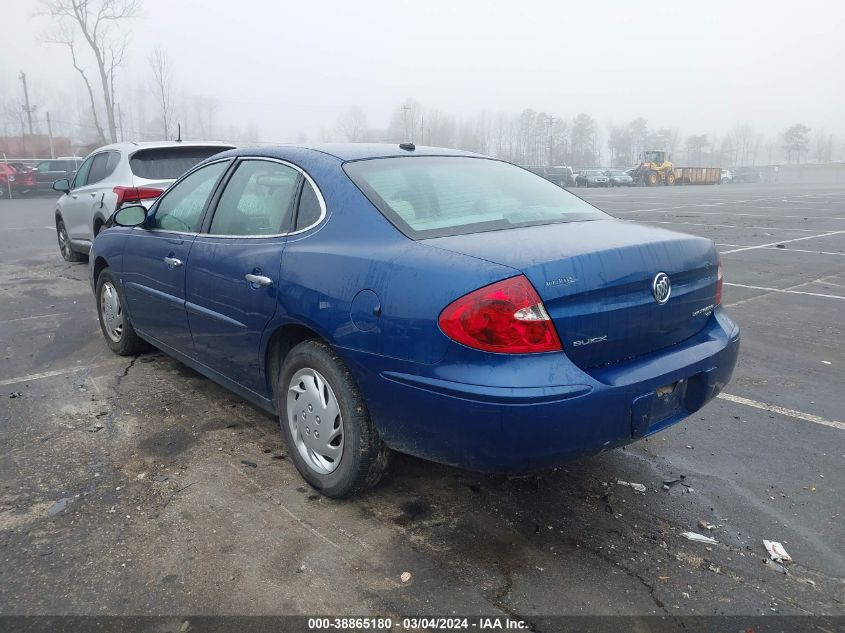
[96,268,148,356]
[279,340,389,498]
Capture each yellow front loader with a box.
[631,150,676,186]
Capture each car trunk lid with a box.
[423,219,719,369]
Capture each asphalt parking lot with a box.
[1,184,843,623]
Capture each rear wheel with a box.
[665,172,676,186]
[56,219,84,262]
[279,340,389,498]
[96,268,148,355]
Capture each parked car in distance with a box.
[546,165,576,187]
[521,166,575,188]
[575,169,610,187]
[732,167,761,184]
[0,163,17,198]
[35,158,83,195]
[53,141,235,262]
[604,169,633,186]
[90,144,740,497]
[720,169,733,184]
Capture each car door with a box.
[59,156,94,242]
[64,152,114,242]
[121,159,230,354]
[185,158,303,392]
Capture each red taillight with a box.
[113,186,163,208]
[438,275,562,354]
[715,254,724,305]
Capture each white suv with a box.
[53,141,234,261]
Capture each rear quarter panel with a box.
[261,152,518,388]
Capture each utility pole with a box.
[19,72,36,136]
[46,112,55,159]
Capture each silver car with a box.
[53,141,234,262]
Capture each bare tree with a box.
[40,0,139,144]
[336,106,367,142]
[782,124,811,164]
[150,46,174,140]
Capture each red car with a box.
[0,163,36,198]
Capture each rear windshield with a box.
[129,146,231,180]
[344,156,607,239]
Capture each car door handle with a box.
[163,256,183,267]
[245,273,273,287]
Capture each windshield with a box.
[344,156,607,239]
[129,146,232,180]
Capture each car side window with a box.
[295,179,323,231]
[208,160,299,236]
[105,152,120,178]
[86,153,109,185]
[151,161,228,233]
[71,157,94,189]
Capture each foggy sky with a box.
[3,0,844,144]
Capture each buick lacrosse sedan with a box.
[90,144,739,497]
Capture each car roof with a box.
[218,143,486,163]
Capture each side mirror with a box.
[53,178,70,193]
[112,205,147,227]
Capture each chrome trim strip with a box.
[202,156,327,239]
[185,300,247,328]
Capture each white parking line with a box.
[644,220,840,233]
[0,364,109,387]
[718,393,844,431]
[0,313,69,324]
[724,282,845,300]
[720,230,845,254]
[0,226,55,231]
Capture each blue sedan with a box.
[90,144,740,497]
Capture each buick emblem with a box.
[652,272,671,304]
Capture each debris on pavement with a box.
[763,540,793,564]
[820,360,831,365]
[662,477,683,490]
[8,391,23,398]
[47,497,72,516]
[698,520,716,531]
[616,480,647,493]
[681,531,718,545]
[153,474,169,482]
[765,559,789,575]
[87,423,104,433]
[400,571,412,584]
[240,460,258,468]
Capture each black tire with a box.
[95,268,148,356]
[278,339,389,498]
[56,219,84,262]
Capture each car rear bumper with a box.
[342,309,739,472]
